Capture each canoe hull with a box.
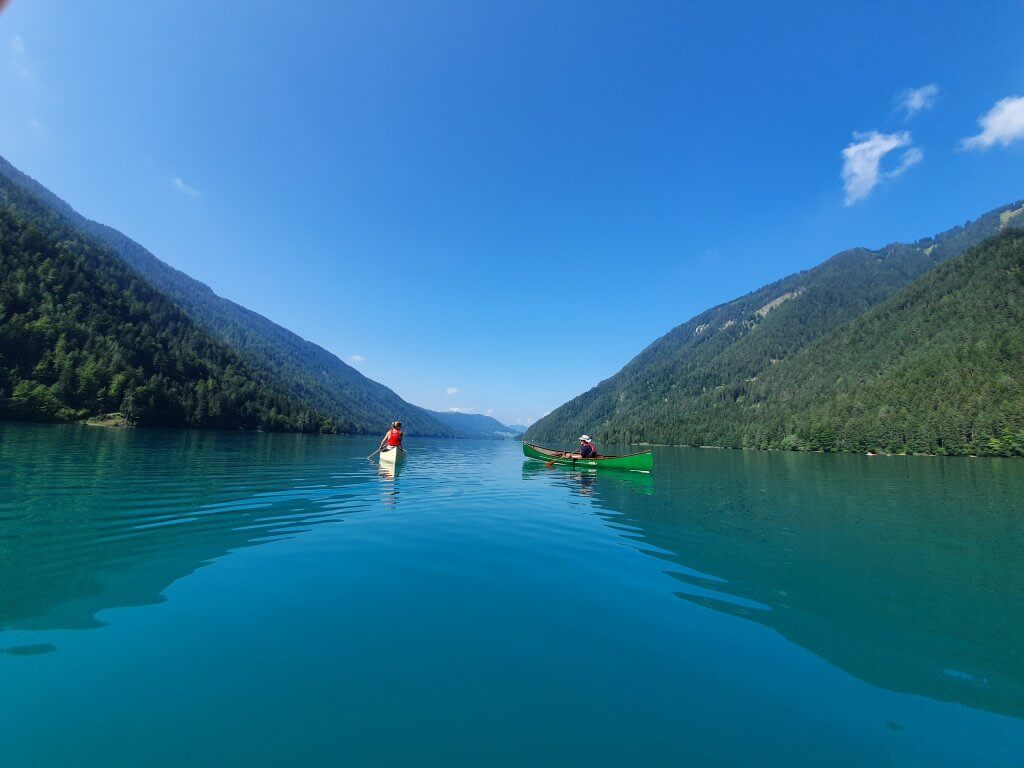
[379,447,406,465]
[522,442,653,472]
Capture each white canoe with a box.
[379,447,406,465]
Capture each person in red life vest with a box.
[578,434,599,459]
[379,421,403,454]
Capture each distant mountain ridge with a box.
[527,201,1024,456]
[0,155,455,436]
[424,409,521,438]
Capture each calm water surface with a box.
[2,422,1023,766]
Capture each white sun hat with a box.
[578,434,592,442]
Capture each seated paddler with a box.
[577,434,598,459]
[379,421,403,453]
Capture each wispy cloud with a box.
[890,146,923,176]
[172,177,201,197]
[841,131,921,205]
[961,96,1024,150]
[447,407,472,414]
[9,34,32,79]
[348,354,365,364]
[445,387,460,395]
[485,409,494,416]
[898,84,938,119]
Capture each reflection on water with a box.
[524,448,1024,720]
[3,422,1023,765]
[521,460,654,495]
[378,454,404,482]
[0,423,378,634]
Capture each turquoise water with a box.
[2,422,1023,766]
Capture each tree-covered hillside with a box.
[528,202,1024,455]
[0,155,455,437]
[736,230,1024,456]
[0,177,334,432]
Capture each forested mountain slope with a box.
[0,155,455,437]
[528,201,1024,454]
[736,230,1024,455]
[0,174,332,432]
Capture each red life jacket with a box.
[387,428,403,447]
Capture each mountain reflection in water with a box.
[523,448,1024,720]
[3,420,1023,739]
[0,424,375,634]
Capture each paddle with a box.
[368,446,383,461]
[546,446,574,468]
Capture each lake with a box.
[2,422,1023,766]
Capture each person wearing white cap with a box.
[578,434,598,459]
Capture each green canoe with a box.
[522,442,653,473]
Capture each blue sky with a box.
[2,2,1023,426]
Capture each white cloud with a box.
[11,36,25,56]
[172,177,201,197]
[961,96,1024,150]
[348,354,365,364]
[841,131,921,205]
[445,387,459,395]
[899,84,938,118]
[447,407,472,413]
[485,409,494,416]
[28,117,41,133]
[889,146,923,178]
